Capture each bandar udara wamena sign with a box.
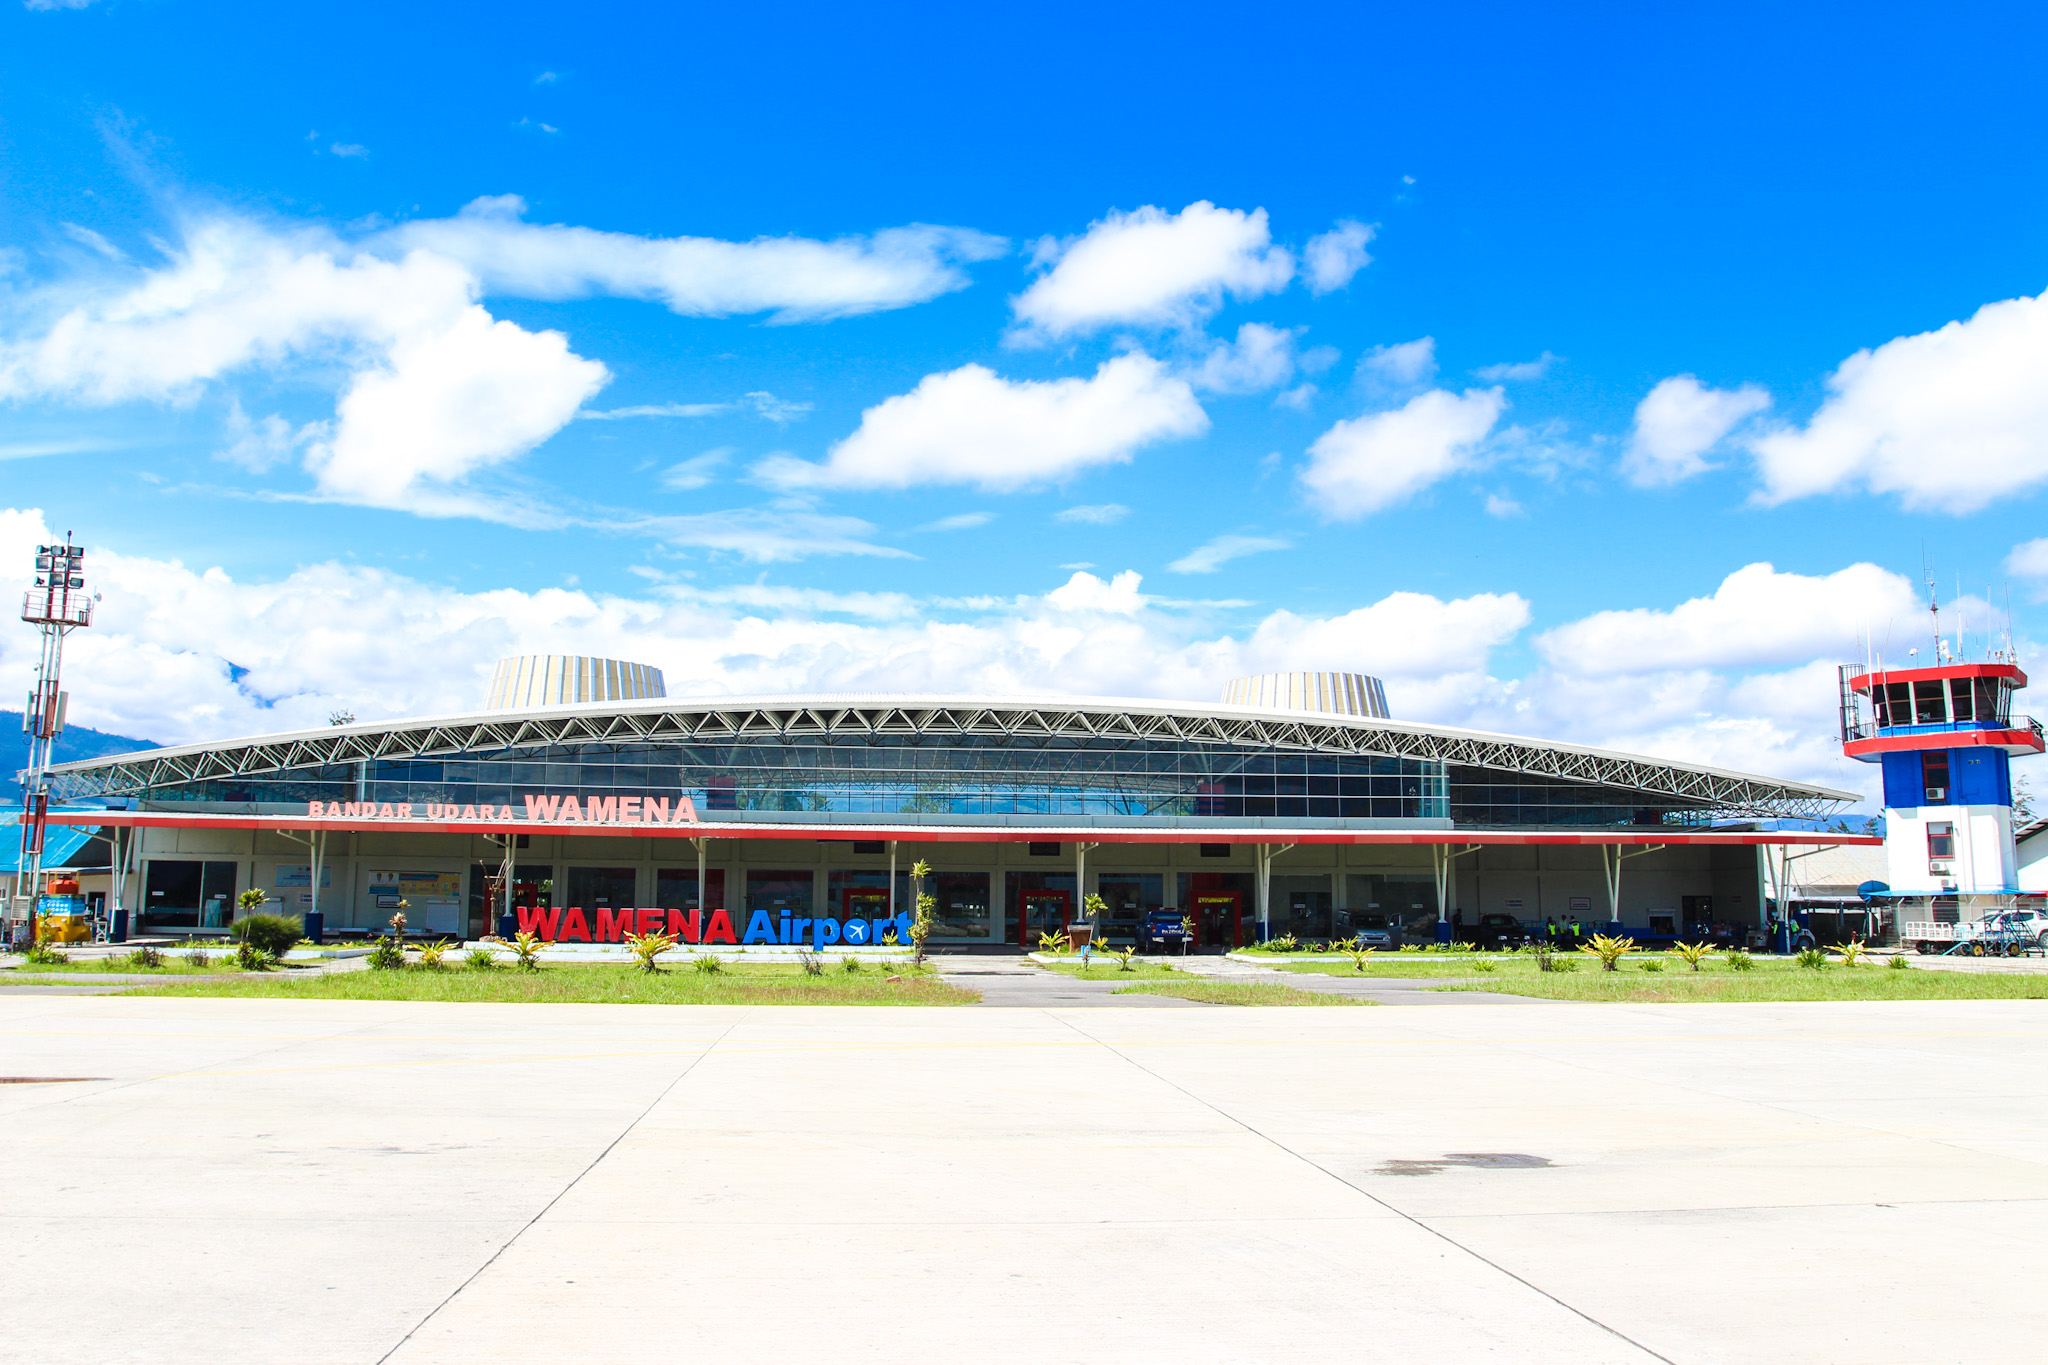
[513,904,914,948]
[304,794,702,824]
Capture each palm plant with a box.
[1668,940,1715,972]
[624,930,677,973]
[1579,933,1635,972]
[1831,939,1869,967]
[503,930,548,971]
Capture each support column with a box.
[1432,844,1480,942]
[1601,843,1664,933]
[1254,843,1296,941]
[1074,842,1101,930]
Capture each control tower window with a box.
[1949,678,1975,722]
[1912,681,1948,724]
[1973,678,2010,726]
[1921,751,1950,803]
[1927,821,1955,861]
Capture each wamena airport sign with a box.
[513,904,914,948]
[305,794,703,825]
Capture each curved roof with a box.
[42,691,1858,819]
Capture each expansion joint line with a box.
[1052,1016,1677,1365]
[374,1020,739,1365]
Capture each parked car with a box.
[1137,908,1194,952]
[1468,913,1528,950]
[1346,912,1405,950]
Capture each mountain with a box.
[2,711,159,783]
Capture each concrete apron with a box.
[950,954,1552,1006]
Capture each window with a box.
[1927,822,1955,861]
[1199,843,1231,858]
[1028,842,1060,857]
[852,841,885,855]
[1912,680,1947,724]
[1976,678,2010,726]
[1949,678,1975,722]
[1882,682,1912,726]
[1921,751,1950,802]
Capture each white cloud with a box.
[0,214,608,515]
[635,501,913,563]
[389,195,1007,323]
[1483,493,1524,518]
[1274,383,1317,412]
[1300,387,1507,517]
[1056,504,1128,525]
[1168,534,1291,574]
[1750,291,2048,512]
[659,449,731,491]
[1010,201,1293,340]
[330,142,369,159]
[218,402,301,473]
[1354,336,1437,397]
[2006,538,2048,585]
[1534,561,1924,676]
[1183,322,1298,394]
[758,353,1207,491]
[578,390,809,423]
[918,512,995,532]
[1473,352,1557,383]
[1622,374,1771,487]
[25,0,97,9]
[1303,221,1373,293]
[60,224,123,260]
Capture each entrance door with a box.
[1192,891,1243,948]
[844,886,892,924]
[1016,889,1071,947]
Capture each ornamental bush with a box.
[230,913,303,959]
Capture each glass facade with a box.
[114,734,1713,829]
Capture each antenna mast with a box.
[11,534,92,947]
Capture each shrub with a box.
[1668,940,1715,972]
[797,949,825,977]
[1795,947,1828,970]
[366,936,407,971]
[232,912,305,959]
[464,947,498,970]
[1638,958,1664,973]
[1831,940,1869,968]
[692,953,723,975]
[503,931,547,971]
[187,947,211,968]
[625,930,678,973]
[910,860,939,966]
[881,927,899,947]
[22,941,68,966]
[1471,957,1499,973]
[1886,954,1910,971]
[1037,929,1070,955]
[416,939,451,970]
[1532,942,1557,972]
[1579,933,1636,972]
[1264,933,1301,952]
[1112,944,1138,971]
[126,944,165,969]
[1344,945,1375,973]
[233,940,277,971]
[1726,949,1754,971]
[840,955,863,974]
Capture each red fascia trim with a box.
[26,810,1880,848]
[1843,728,2046,759]
[1847,663,2027,693]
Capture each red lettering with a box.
[378,803,395,818]
[559,796,583,821]
[560,907,591,942]
[636,907,665,935]
[672,796,699,824]
[523,794,560,821]
[667,908,702,943]
[308,801,326,817]
[644,797,669,823]
[344,802,364,818]
[586,796,617,822]
[516,905,562,940]
[459,804,477,820]
[595,906,633,942]
[396,803,413,819]
[497,806,515,820]
[619,796,642,822]
[703,909,736,945]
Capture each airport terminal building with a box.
[28,661,1870,948]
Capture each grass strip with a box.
[1438,969,2048,1002]
[111,962,977,1006]
[1111,980,1370,1006]
[1040,961,1188,980]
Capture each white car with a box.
[1986,908,2048,950]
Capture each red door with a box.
[1016,890,1071,947]
[1193,891,1243,948]
[845,887,891,924]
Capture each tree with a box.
[908,859,936,966]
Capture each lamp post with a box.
[13,535,93,947]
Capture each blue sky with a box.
[4,0,2047,803]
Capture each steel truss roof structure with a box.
[40,693,1858,820]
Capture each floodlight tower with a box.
[1839,605,2043,912]
[12,535,92,943]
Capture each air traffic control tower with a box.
[1840,658,2043,906]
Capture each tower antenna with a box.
[12,532,93,947]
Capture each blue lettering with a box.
[743,910,776,945]
[843,918,871,945]
[792,917,811,944]
[813,917,841,948]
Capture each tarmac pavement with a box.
[2,994,2046,1364]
